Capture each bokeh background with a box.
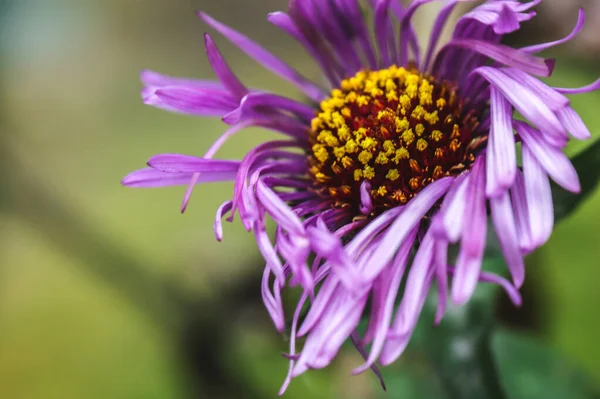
[0,0,599,398]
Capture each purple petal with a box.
[423,0,479,71]
[448,267,522,306]
[204,33,248,99]
[516,122,580,193]
[255,180,305,236]
[363,177,454,273]
[198,12,326,102]
[307,220,359,290]
[142,85,238,117]
[472,67,567,147]
[222,92,316,125]
[121,168,236,188]
[140,69,224,90]
[434,174,470,242]
[297,276,340,337]
[494,3,521,34]
[434,238,449,325]
[359,180,373,215]
[398,0,434,67]
[452,157,487,305]
[554,78,600,95]
[486,86,516,197]
[261,267,286,331]
[278,291,308,395]
[374,0,393,67]
[180,122,252,213]
[349,331,386,390]
[521,9,586,54]
[522,145,554,248]
[391,229,436,336]
[556,107,592,140]
[353,229,417,374]
[213,200,233,241]
[490,192,525,288]
[352,235,413,372]
[441,39,554,77]
[267,11,341,86]
[504,67,590,140]
[292,289,367,376]
[510,171,535,253]
[255,225,286,284]
[147,154,240,173]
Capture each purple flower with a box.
[123,1,599,393]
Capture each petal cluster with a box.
[122,0,598,393]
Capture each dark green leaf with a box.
[396,255,510,399]
[492,330,600,399]
[554,139,600,223]
[378,353,451,399]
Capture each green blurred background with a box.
[0,1,598,398]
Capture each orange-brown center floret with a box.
[308,66,481,213]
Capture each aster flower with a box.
[123,0,600,393]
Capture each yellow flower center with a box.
[308,66,482,213]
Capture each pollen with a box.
[394,147,410,162]
[386,169,400,181]
[308,65,481,213]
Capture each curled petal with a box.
[554,78,600,95]
[359,181,374,215]
[522,8,586,54]
[121,168,236,188]
[440,39,554,77]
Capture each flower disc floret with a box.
[309,66,482,212]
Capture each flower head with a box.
[123,0,599,393]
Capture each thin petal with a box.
[452,157,487,305]
[222,92,315,125]
[147,154,240,173]
[472,67,567,147]
[213,200,233,242]
[198,12,326,102]
[142,85,237,116]
[359,180,373,215]
[363,177,454,274]
[140,69,224,90]
[204,33,248,99]
[353,230,416,373]
[554,78,600,95]
[440,39,554,77]
[490,192,525,288]
[521,8,586,54]
[510,171,535,253]
[434,174,470,242]
[522,145,554,247]
[121,168,236,188]
[556,107,592,140]
[255,180,305,236]
[486,86,516,197]
[516,122,580,193]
